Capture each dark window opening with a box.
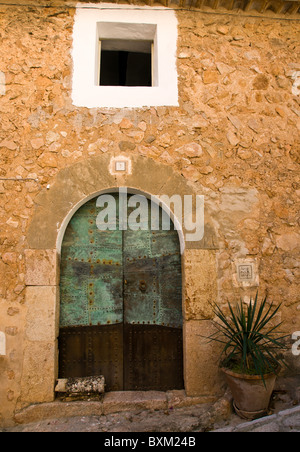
[99,40,152,87]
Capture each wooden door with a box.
[59,194,183,391]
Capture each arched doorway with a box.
[58,192,184,391]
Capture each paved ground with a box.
[2,399,299,433]
[1,377,299,433]
[2,403,300,433]
[1,405,215,433]
[1,395,229,433]
[215,405,300,432]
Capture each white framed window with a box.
[71,4,179,108]
[97,23,156,87]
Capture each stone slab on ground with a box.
[3,403,300,433]
[2,388,299,433]
[3,390,231,432]
[214,405,300,432]
[13,390,214,426]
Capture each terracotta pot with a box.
[222,367,277,420]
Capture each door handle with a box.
[139,280,147,293]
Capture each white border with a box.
[71,3,179,108]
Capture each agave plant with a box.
[208,294,288,382]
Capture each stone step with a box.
[14,390,212,425]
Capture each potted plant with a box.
[207,294,288,420]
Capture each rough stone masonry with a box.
[0,0,299,428]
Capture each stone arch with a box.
[56,187,186,257]
[22,153,220,407]
[27,152,218,251]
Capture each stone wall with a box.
[0,2,299,426]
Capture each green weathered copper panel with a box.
[123,197,182,329]
[60,196,123,327]
[60,194,182,328]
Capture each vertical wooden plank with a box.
[124,324,184,391]
[59,325,123,391]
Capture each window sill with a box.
[72,85,179,109]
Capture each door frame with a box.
[22,153,219,408]
[58,191,184,391]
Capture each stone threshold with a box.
[14,391,216,426]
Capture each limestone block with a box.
[124,155,175,195]
[276,233,300,252]
[185,221,218,250]
[14,401,104,425]
[25,249,59,286]
[102,391,167,415]
[25,286,59,342]
[20,286,59,405]
[184,320,223,398]
[20,341,57,405]
[176,142,203,157]
[55,376,105,394]
[183,249,217,320]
